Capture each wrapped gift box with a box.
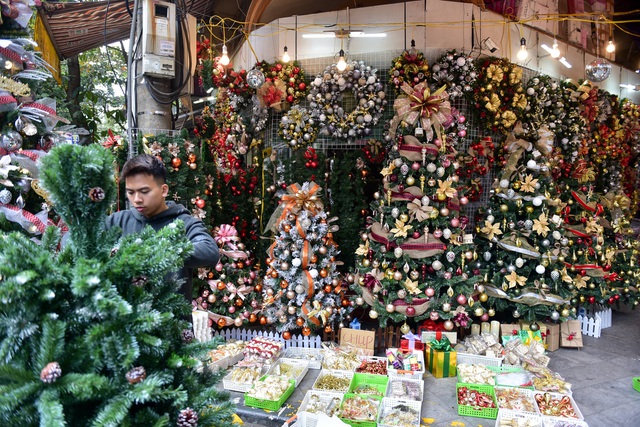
[425,332,456,378]
[560,320,583,348]
[400,332,424,351]
[544,323,560,352]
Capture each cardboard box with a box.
[560,320,584,348]
[425,344,457,378]
[421,330,458,345]
[501,323,521,337]
[544,322,560,352]
[339,328,375,356]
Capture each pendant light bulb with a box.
[408,39,417,57]
[220,45,230,66]
[282,46,290,63]
[550,39,560,58]
[336,49,347,71]
[517,38,528,61]
[606,37,615,53]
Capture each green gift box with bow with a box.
[425,332,457,378]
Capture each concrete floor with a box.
[234,306,640,427]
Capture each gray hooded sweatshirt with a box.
[104,201,219,299]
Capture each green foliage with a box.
[0,144,235,426]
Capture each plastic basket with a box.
[533,392,583,420]
[457,352,503,367]
[494,386,539,415]
[541,417,589,427]
[457,363,496,386]
[387,348,425,378]
[356,355,388,375]
[244,376,296,411]
[496,409,543,427]
[222,366,265,392]
[285,347,324,369]
[385,377,424,402]
[488,365,534,389]
[312,369,354,393]
[206,355,230,372]
[338,393,382,427]
[633,377,640,392]
[297,390,344,427]
[377,397,422,427]
[349,373,389,397]
[267,358,310,386]
[456,383,498,420]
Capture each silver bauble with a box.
[0,188,11,204]
[246,68,266,89]
[585,58,612,82]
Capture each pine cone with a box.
[181,329,195,344]
[125,366,146,384]
[40,362,62,383]
[177,407,198,427]
[89,187,106,202]
[132,276,148,287]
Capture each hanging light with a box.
[606,36,616,53]
[517,37,528,61]
[220,45,230,66]
[408,39,417,57]
[282,46,290,63]
[550,38,560,58]
[336,49,347,71]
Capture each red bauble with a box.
[286,95,294,103]
[171,157,182,168]
[217,282,226,290]
[588,296,596,304]
[195,198,206,209]
[283,331,292,340]
[406,306,416,316]
[301,326,311,336]
[249,313,258,323]
[298,82,306,91]
[217,318,226,328]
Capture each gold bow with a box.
[512,93,527,110]
[486,64,504,82]
[393,82,451,141]
[407,198,434,222]
[508,67,523,85]
[501,111,517,129]
[484,93,501,113]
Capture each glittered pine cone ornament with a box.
[181,328,195,343]
[125,366,147,384]
[40,361,62,383]
[132,275,148,287]
[177,407,198,427]
[88,186,106,202]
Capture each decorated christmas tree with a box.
[261,182,349,338]
[0,144,234,426]
[474,119,575,323]
[350,75,482,329]
[193,223,263,328]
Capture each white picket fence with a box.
[576,305,613,338]
[211,327,323,349]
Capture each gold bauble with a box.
[512,181,521,190]
[500,204,509,213]
[526,206,534,214]
[588,283,596,290]
[362,259,371,267]
[561,308,570,317]
[399,214,409,223]
[437,193,447,202]
[488,308,496,317]
[406,176,416,186]
[479,293,488,303]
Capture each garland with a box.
[256,60,307,111]
[429,50,477,100]
[308,60,387,140]
[389,45,430,93]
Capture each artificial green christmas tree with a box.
[0,144,235,426]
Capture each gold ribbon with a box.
[392,82,451,141]
[497,233,541,259]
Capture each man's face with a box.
[125,173,168,218]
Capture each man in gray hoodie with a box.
[105,153,219,300]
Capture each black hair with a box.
[120,154,166,183]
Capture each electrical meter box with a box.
[141,0,176,78]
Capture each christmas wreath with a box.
[388,43,430,93]
[255,60,307,111]
[473,57,527,134]
[308,60,387,141]
[278,105,318,150]
[429,50,477,100]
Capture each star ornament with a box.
[390,219,413,238]
[505,271,527,289]
[574,274,590,290]
[533,213,551,237]
[403,277,421,295]
[355,240,370,256]
[520,174,538,193]
[436,179,456,198]
[480,220,502,241]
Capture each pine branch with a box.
[37,388,66,427]
[35,319,66,374]
[57,373,112,400]
[0,364,34,384]
[0,381,40,414]
[90,394,132,427]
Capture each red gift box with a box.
[400,338,424,351]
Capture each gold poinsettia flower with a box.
[508,67,523,84]
[486,64,504,82]
[512,93,528,110]
[381,164,395,178]
[403,277,421,295]
[574,274,590,290]
[585,218,603,235]
[390,219,413,238]
[560,267,573,284]
[533,213,551,237]
[501,110,517,128]
[436,179,456,199]
[480,220,503,241]
[505,271,527,288]
[520,174,539,193]
[484,93,501,112]
[355,240,370,256]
